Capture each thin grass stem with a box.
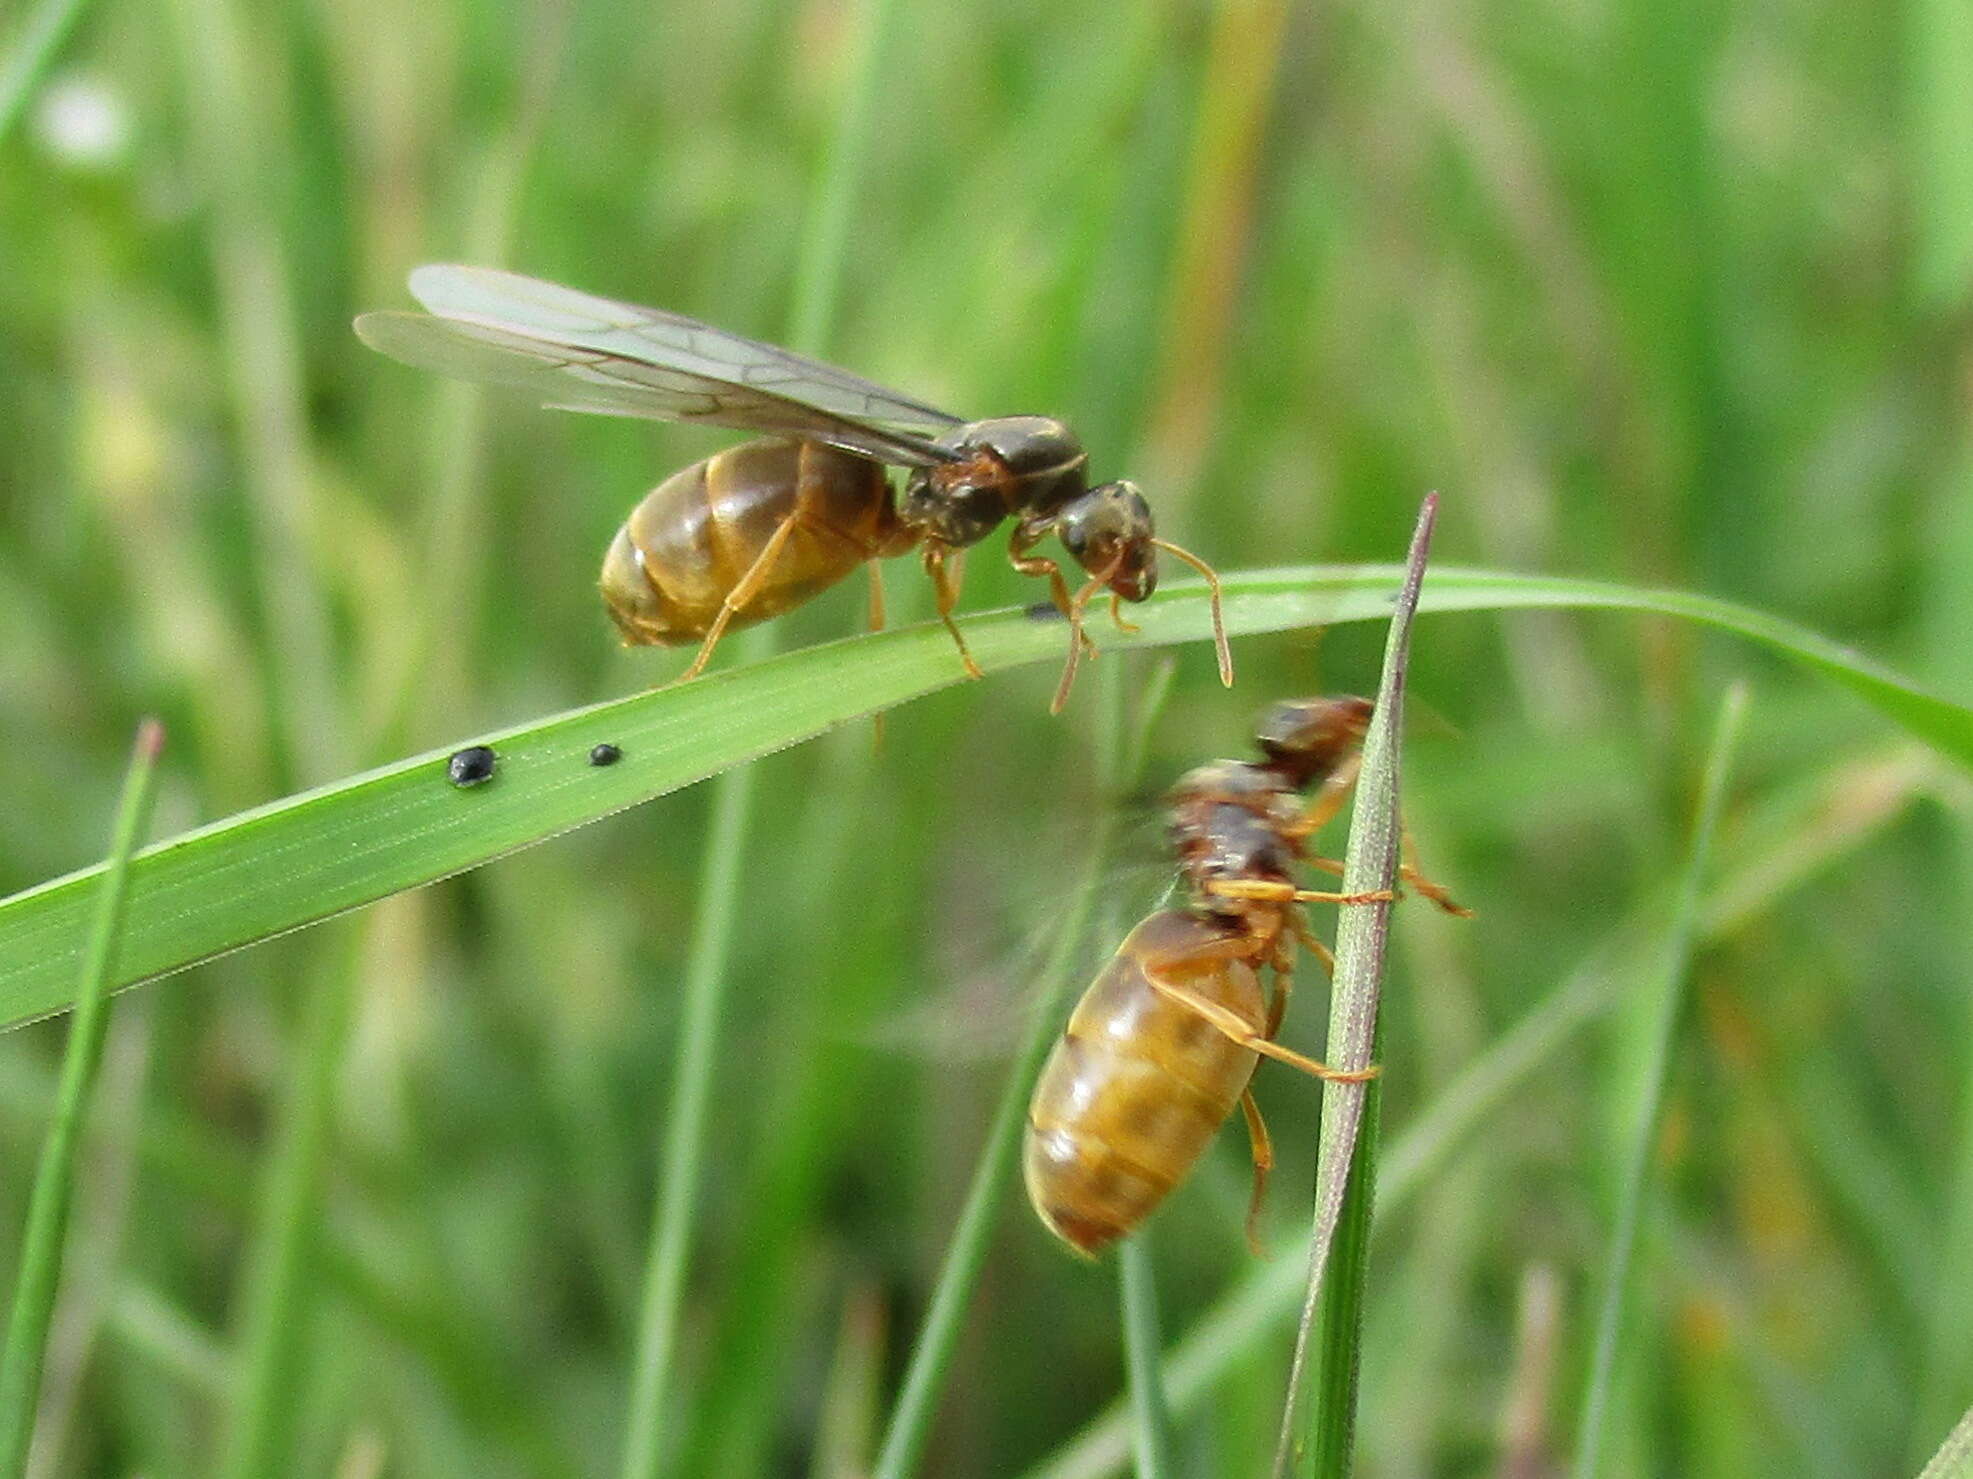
[616,4,896,1474]
[1118,1236,1176,1479]
[617,735,760,1479]
[1272,494,1438,1477]
[1570,683,1749,1479]
[871,659,1132,1479]
[213,928,362,1479]
[0,720,164,1478]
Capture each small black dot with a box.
[447,745,497,788]
[588,742,622,767]
[1025,600,1067,623]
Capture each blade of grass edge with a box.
[617,2,897,1472]
[1570,684,1750,1479]
[1271,493,1437,1478]
[0,720,164,1478]
[1916,1402,1973,1479]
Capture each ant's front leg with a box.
[1009,521,1101,714]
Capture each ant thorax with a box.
[1167,760,1303,919]
[899,416,1089,547]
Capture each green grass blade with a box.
[2,567,1967,1035]
[809,1286,885,1479]
[1273,494,1437,1478]
[1905,0,1973,311]
[1570,684,1749,1479]
[1118,1236,1175,1479]
[213,929,361,1479]
[618,5,896,1471]
[0,0,93,144]
[1905,0,1973,1436]
[617,719,759,1479]
[870,660,1130,1479]
[0,720,164,1477]
[1916,1402,1973,1479]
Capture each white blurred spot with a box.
[34,75,131,171]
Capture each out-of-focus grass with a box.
[0,720,161,1478]
[2,0,1972,1475]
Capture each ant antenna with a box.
[1152,538,1233,689]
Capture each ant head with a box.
[1057,480,1157,601]
[1253,696,1374,789]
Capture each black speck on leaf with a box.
[448,746,497,787]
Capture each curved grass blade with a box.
[2,566,1968,1034]
[0,720,164,1477]
[1571,684,1749,1478]
[1273,495,1437,1477]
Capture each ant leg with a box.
[1289,911,1336,980]
[1398,824,1473,915]
[1008,541,1100,714]
[1262,930,1303,1039]
[866,558,887,637]
[1049,572,1112,715]
[678,512,803,681]
[922,544,984,680]
[1298,855,1471,917]
[1109,593,1140,635]
[866,561,889,747]
[1282,755,1364,841]
[1138,959,1376,1084]
[1006,542,1077,623]
[1238,1088,1274,1255]
[1204,879,1395,907]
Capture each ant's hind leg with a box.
[1138,957,1376,1084]
[1238,1088,1274,1256]
[677,512,803,682]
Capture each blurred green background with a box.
[3,0,1973,1474]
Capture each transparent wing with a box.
[353,264,965,467]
